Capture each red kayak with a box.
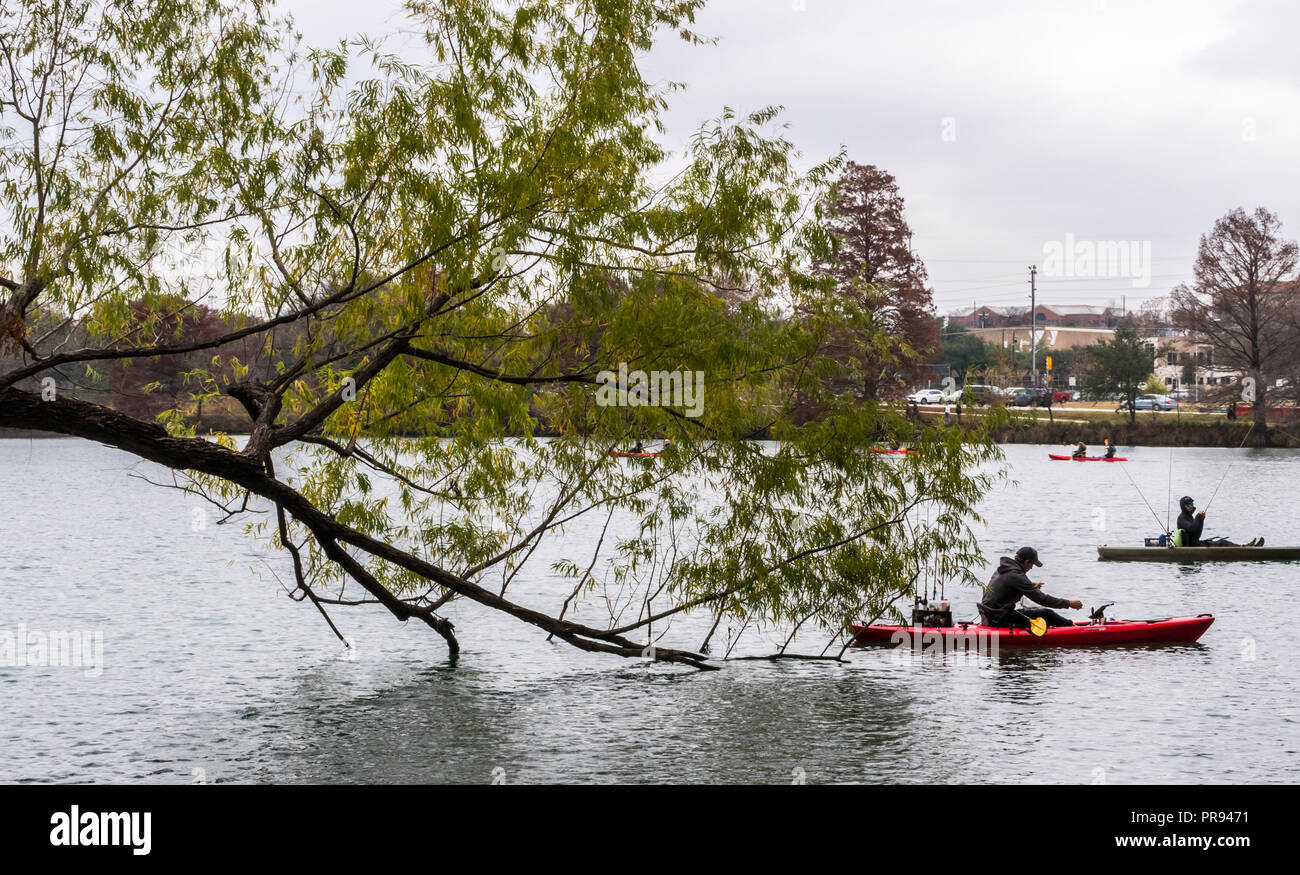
[1048,454,1127,462]
[610,450,662,458]
[850,615,1213,648]
[870,447,916,455]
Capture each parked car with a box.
[1050,390,1072,403]
[907,388,946,404]
[1010,387,1052,407]
[1118,394,1178,411]
[960,384,1005,406]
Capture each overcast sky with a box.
[281,0,1300,315]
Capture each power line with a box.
[1034,274,1191,283]
[925,258,1030,264]
[928,272,1026,281]
[938,287,1177,302]
[926,255,1198,264]
[930,281,1026,294]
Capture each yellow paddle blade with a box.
[1029,617,1048,637]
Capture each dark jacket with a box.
[978,556,1070,625]
[1177,509,1204,546]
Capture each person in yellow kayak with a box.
[977,547,1083,631]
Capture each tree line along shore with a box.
[7,407,1291,449]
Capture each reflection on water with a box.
[1,440,1298,783]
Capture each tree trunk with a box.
[1245,369,1267,445]
[1254,389,1268,431]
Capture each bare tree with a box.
[1169,208,1300,437]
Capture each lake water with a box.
[2,438,1297,784]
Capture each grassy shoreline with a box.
[925,407,1298,448]
[7,403,1299,449]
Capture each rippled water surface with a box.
[2,438,1297,783]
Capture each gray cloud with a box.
[281,0,1300,313]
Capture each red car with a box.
[1051,390,1072,403]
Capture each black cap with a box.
[1180,496,1195,509]
[1015,546,1043,567]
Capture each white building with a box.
[1145,334,1242,400]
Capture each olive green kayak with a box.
[1097,545,1300,562]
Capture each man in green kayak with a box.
[1175,496,1261,547]
[977,547,1083,630]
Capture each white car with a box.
[907,389,946,404]
[1118,394,1178,411]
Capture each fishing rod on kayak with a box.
[1201,421,1255,515]
[1165,444,1173,535]
[904,500,952,627]
[1119,460,1172,536]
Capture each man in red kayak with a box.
[977,547,1083,631]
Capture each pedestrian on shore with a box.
[944,404,952,426]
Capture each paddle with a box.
[1028,616,1047,637]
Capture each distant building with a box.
[949,304,1132,329]
[947,305,1028,329]
[1146,335,1242,399]
[966,325,1117,351]
[1034,304,1133,327]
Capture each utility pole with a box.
[1029,265,1037,386]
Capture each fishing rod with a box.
[1202,422,1256,515]
[1165,443,1173,534]
[1119,460,1171,536]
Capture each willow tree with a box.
[0,0,1001,669]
